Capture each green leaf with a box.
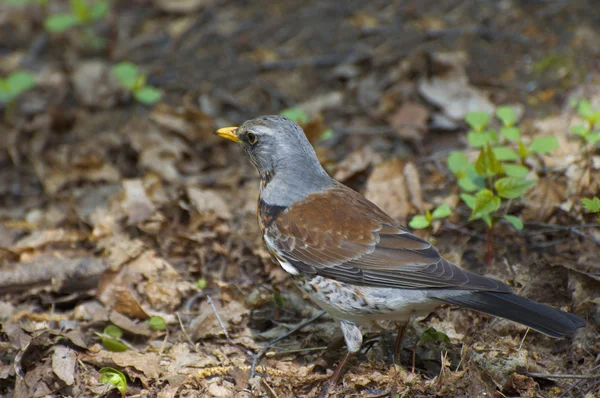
[7,71,35,95]
[586,133,600,144]
[529,136,558,154]
[518,140,528,160]
[501,126,520,142]
[571,124,589,137]
[100,337,128,352]
[503,215,523,230]
[458,176,478,192]
[71,0,89,22]
[474,144,503,177]
[99,368,127,394]
[496,106,517,127]
[431,204,451,219]
[467,131,494,147]
[503,163,529,178]
[465,111,489,133]
[494,177,534,199]
[148,316,166,331]
[103,324,123,339]
[280,108,309,123]
[89,1,109,20]
[195,278,207,289]
[582,197,600,213]
[134,86,162,105]
[469,189,501,220]
[319,129,335,141]
[447,151,469,174]
[409,215,430,229]
[577,99,594,120]
[418,327,450,345]
[481,214,493,228]
[112,62,140,89]
[492,146,519,161]
[460,193,476,210]
[272,287,286,308]
[44,13,78,32]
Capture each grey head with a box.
[216,115,334,207]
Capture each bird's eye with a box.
[247,132,258,145]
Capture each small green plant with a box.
[194,278,207,289]
[148,316,166,331]
[44,0,108,33]
[571,99,600,146]
[0,71,35,121]
[0,71,35,103]
[409,204,452,230]
[95,324,128,352]
[99,367,127,396]
[112,62,162,105]
[418,327,450,346]
[583,197,600,224]
[448,107,558,265]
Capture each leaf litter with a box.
[0,1,599,397]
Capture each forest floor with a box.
[0,0,599,397]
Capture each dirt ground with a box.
[0,0,599,397]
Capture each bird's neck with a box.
[259,162,333,209]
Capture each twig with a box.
[260,378,280,398]
[527,372,600,380]
[249,311,326,380]
[206,295,231,342]
[176,312,197,353]
[518,328,530,351]
[571,228,600,247]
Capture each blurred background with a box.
[0,1,599,397]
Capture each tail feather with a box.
[438,291,585,338]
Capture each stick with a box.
[249,311,326,379]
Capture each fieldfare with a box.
[216,116,585,385]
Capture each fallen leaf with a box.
[333,146,381,182]
[120,179,156,225]
[52,346,77,386]
[387,101,429,140]
[187,187,232,220]
[419,52,495,121]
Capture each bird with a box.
[215,115,586,386]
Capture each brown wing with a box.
[267,183,510,292]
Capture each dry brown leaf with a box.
[333,146,381,182]
[191,300,249,340]
[129,120,190,182]
[418,52,495,120]
[121,179,157,225]
[365,158,422,221]
[187,187,232,220]
[72,61,124,109]
[387,101,429,140]
[52,346,77,386]
[522,177,566,221]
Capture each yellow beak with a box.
[215,127,240,142]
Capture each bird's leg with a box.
[328,320,362,389]
[393,323,407,363]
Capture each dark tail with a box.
[438,291,585,338]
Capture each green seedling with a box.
[112,62,162,105]
[94,324,129,352]
[44,0,108,33]
[194,278,207,289]
[571,99,600,146]
[0,71,36,121]
[447,107,556,266]
[99,367,127,396]
[409,204,452,230]
[582,197,600,224]
[148,316,166,331]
